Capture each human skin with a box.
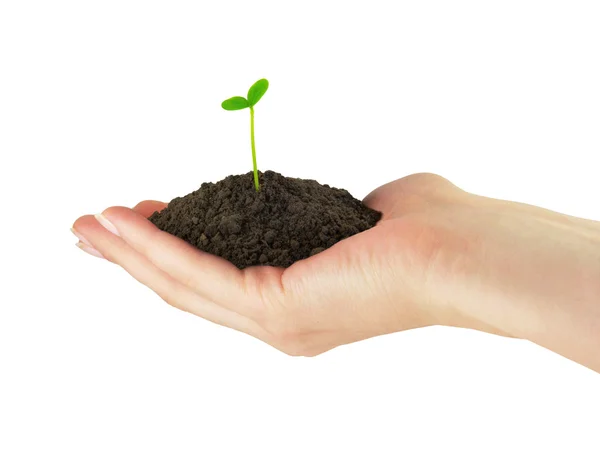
[71,173,600,372]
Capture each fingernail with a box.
[70,227,92,247]
[76,242,104,259]
[95,213,120,236]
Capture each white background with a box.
[1,1,599,449]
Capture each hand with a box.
[72,173,600,369]
[71,174,470,355]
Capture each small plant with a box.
[221,78,269,191]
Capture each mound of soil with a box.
[148,171,381,269]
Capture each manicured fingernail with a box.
[70,227,92,247]
[95,213,120,236]
[76,242,104,259]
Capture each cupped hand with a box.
[71,174,505,356]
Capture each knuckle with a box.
[394,173,463,205]
[402,173,455,193]
[404,172,447,185]
[179,271,198,293]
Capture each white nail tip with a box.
[95,214,120,236]
[76,242,105,259]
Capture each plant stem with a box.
[249,106,260,191]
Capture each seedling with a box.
[221,78,269,191]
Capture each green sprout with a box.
[221,78,269,191]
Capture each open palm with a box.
[73,174,473,355]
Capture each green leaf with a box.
[247,79,269,106]
[221,96,249,110]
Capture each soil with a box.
[148,170,382,269]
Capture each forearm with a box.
[513,243,600,372]
[486,202,599,370]
[446,197,600,371]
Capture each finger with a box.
[132,200,168,218]
[72,214,262,336]
[98,206,257,317]
[75,241,104,259]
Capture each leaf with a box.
[247,79,269,106]
[221,96,249,110]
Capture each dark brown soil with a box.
[148,171,381,269]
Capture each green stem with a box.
[250,106,260,191]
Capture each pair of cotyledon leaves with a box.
[221,79,269,110]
